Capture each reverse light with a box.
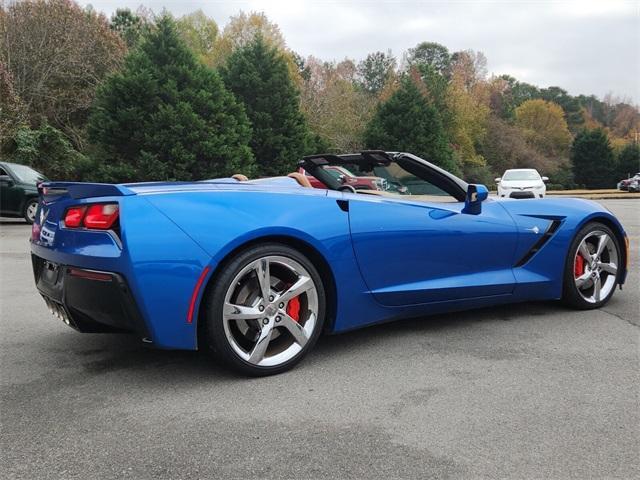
[64,203,119,230]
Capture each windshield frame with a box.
[299,151,468,202]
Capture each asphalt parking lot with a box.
[1,199,638,479]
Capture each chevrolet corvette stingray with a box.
[30,151,629,375]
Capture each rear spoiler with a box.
[38,182,135,201]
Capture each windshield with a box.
[319,162,457,202]
[502,170,540,181]
[9,164,46,184]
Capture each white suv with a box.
[496,169,548,199]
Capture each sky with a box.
[82,0,640,103]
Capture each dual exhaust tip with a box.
[42,296,71,326]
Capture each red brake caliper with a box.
[574,254,585,278]
[286,296,301,322]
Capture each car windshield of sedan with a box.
[502,170,540,181]
[325,167,351,180]
[9,163,46,185]
[319,162,458,203]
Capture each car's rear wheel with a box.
[203,243,326,376]
[23,198,38,224]
[563,222,621,309]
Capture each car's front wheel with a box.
[203,243,326,376]
[563,222,621,309]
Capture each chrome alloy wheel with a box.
[222,255,319,367]
[573,230,619,304]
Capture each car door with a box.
[0,165,21,215]
[348,195,519,306]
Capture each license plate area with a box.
[33,257,64,301]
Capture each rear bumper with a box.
[32,254,149,337]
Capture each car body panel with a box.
[499,197,628,296]
[348,195,519,305]
[29,157,628,352]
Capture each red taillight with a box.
[83,204,119,229]
[64,203,118,230]
[31,222,41,241]
[64,206,87,228]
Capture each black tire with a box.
[203,243,326,376]
[23,198,38,224]
[562,222,621,309]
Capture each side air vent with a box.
[514,220,562,267]
[336,199,349,212]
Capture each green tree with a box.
[616,142,640,179]
[357,51,397,94]
[406,42,451,76]
[445,54,490,172]
[222,35,311,176]
[110,8,147,48]
[88,15,254,182]
[515,99,572,159]
[213,11,285,66]
[0,62,28,153]
[539,86,584,133]
[1,0,125,148]
[481,116,555,177]
[364,76,456,173]
[175,10,218,66]
[492,76,540,119]
[300,56,376,152]
[5,123,91,180]
[571,129,615,189]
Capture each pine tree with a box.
[616,142,640,179]
[222,35,311,176]
[88,15,254,182]
[571,129,615,189]
[363,76,457,173]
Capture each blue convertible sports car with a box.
[31,151,629,375]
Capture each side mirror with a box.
[0,175,14,187]
[494,177,501,183]
[463,184,489,215]
[338,174,347,184]
[541,176,549,182]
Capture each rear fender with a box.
[144,190,388,334]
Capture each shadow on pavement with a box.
[0,219,28,225]
[32,300,566,382]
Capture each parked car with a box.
[31,151,628,376]
[0,162,47,223]
[298,165,388,191]
[496,168,548,199]
[617,173,640,192]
